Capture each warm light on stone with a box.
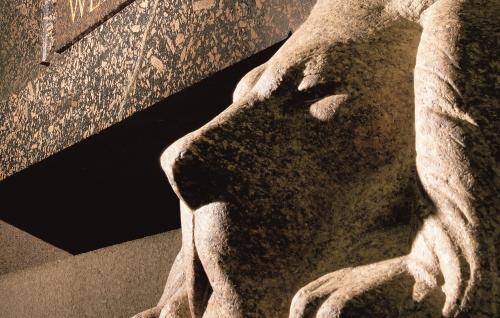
[135,0,498,317]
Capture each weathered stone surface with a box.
[135,0,499,317]
[0,0,315,181]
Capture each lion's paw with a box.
[289,257,410,318]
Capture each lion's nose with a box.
[160,134,224,210]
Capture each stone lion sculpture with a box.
[135,0,498,317]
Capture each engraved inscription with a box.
[55,0,135,52]
[68,0,106,23]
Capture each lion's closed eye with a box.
[309,94,349,121]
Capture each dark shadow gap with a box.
[0,41,283,254]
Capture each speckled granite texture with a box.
[135,0,498,317]
[0,0,45,100]
[0,0,315,180]
[54,0,136,51]
[0,229,181,318]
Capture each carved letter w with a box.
[69,0,86,22]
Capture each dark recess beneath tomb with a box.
[0,41,283,255]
